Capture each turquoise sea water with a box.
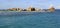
[0,10,60,28]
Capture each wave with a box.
[0,12,41,16]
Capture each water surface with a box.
[0,10,60,28]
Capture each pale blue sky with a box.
[0,0,60,9]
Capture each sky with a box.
[0,0,60,9]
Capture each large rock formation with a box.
[27,6,36,11]
[8,8,22,11]
[48,5,55,12]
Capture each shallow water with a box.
[0,10,60,28]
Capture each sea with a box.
[0,9,60,28]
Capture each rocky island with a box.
[0,6,55,15]
[0,6,55,12]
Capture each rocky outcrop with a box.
[48,6,55,12]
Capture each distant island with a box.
[0,6,55,12]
